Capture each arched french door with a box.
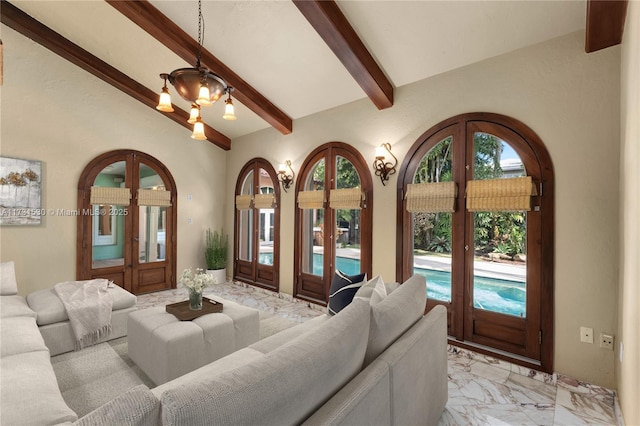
[397,113,554,372]
[234,158,280,292]
[294,142,373,305]
[77,150,177,294]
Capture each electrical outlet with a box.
[600,333,614,350]
[580,327,593,344]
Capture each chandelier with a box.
[156,0,236,140]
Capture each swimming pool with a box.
[258,252,526,317]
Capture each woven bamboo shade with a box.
[235,194,253,210]
[405,182,457,213]
[329,188,363,210]
[137,189,172,207]
[466,176,537,212]
[254,193,276,209]
[297,190,325,209]
[90,186,131,206]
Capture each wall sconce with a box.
[372,143,398,186]
[277,160,295,192]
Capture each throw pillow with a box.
[0,261,18,295]
[327,270,366,315]
[354,275,387,305]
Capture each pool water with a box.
[258,253,526,317]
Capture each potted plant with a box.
[205,228,228,284]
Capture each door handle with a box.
[133,237,139,241]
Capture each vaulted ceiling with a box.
[1,0,627,150]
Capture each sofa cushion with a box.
[158,299,371,426]
[27,284,137,326]
[354,275,387,305]
[0,350,78,425]
[0,316,48,357]
[74,385,160,426]
[0,295,37,318]
[363,274,427,366]
[0,261,18,295]
[327,270,366,315]
[249,314,330,354]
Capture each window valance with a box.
[137,188,172,207]
[90,186,131,206]
[466,176,537,212]
[329,188,364,210]
[297,190,325,210]
[235,194,253,210]
[405,181,457,213]
[253,193,276,209]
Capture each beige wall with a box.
[0,21,626,392]
[617,1,640,424]
[0,27,227,294]
[228,31,622,388]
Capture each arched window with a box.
[234,158,280,292]
[397,113,554,373]
[295,142,373,305]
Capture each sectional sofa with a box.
[0,263,448,425]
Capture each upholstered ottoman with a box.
[127,297,260,385]
[26,284,137,356]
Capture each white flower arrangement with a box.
[180,267,215,293]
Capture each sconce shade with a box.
[375,146,386,159]
[466,176,536,212]
[329,188,364,210]
[405,182,457,213]
[297,190,325,209]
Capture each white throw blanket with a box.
[54,279,113,350]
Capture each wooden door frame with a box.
[396,112,554,373]
[233,158,281,292]
[294,142,373,305]
[77,149,177,294]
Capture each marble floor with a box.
[138,281,620,426]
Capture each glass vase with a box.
[188,289,203,310]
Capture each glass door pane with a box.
[301,159,324,276]
[335,156,362,275]
[412,136,453,302]
[92,161,126,269]
[472,132,528,317]
[257,168,275,265]
[238,171,254,262]
[138,163,167,264]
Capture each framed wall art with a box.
[0,156,43,225]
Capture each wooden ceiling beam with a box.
[0,1,231,150]
[106,0,293,135]
[585,0,628,53]
[293,0,393,110]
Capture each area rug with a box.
[52,314,298,416]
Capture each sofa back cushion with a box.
[159,299,371,426]
[0,261,18,295]
[363,274,427,366]
[75,385,160,426]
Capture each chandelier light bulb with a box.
[156,87,174,113]
[191,116,206,140]
[187,104,200,124]
[196,84,212,107]
[223,96,236,121]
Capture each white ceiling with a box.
[10,0,587,140]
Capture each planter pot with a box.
[206,268,227,284]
